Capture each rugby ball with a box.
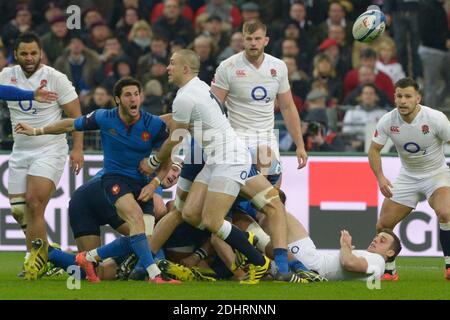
[352,9,386,43]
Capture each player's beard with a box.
[19,59,40,77]
[245,47,263,61]
[398,104,418,117]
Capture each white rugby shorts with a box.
[8,143,68,194]
[391,169,450,208]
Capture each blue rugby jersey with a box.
[74,108,168,181]
[0,84,34,100]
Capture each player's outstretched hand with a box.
[70,149,84,175]
[139,158,155,176]
[14,122,34,136]
[378,176,393,198]
[138,183,157,202]
[34,83,58,103]
[340,230,353,249]
[296,147,308,169]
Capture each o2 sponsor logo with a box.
[403,142,420,154]
[251,86,270,103]
[19,101,37,114]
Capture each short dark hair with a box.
[14,31,42,52]
[361,83,378,93]
[379,228,402,262]
[291,0,306,8]
[360,48,377,59]
[394,77,419,92]
[113,77,141,99]
[152,34,168,44]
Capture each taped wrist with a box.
[147,155,161,170]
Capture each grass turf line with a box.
[0,252,448,300]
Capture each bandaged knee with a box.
[246,222,271,253]
[251,187,280,210]
[10,197,27,230]
[143,214,155,236]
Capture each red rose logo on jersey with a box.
[235,70,246,77]
[40,79,48,87]
[374,130,378,137]
[421,125,430,135]
[141,131,151,142]
[270,69,277,77]
[111,184,120,195]
[10,77,17,84]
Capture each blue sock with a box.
[130,233,155,269]
[210,256,233,279]
[223,227,265,266]
[273,248,289,274]
[134,258,144,269]
[153,249,165,261]
[289,259,308,272]
[97,236,133,260]
[48,246,86,279]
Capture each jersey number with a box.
[19,101,37,114]
[209,91,227,116]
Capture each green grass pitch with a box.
[0,252,448,300]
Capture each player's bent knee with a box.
[25,194,47,214]
[181,206,201,225]
[251,186,282,211]
[10,197,27,227]
[201,216,221,234]
[435,209,450,223]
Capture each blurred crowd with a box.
[0,0,449,152]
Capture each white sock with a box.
[445,257,450,266]
[439,222,450,231]
[385,261,396,272]
[246,222,270,253]
[85,249,99,263]
[216,220,232,240]
[147,263,161,279]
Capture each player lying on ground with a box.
[283,217,402,281]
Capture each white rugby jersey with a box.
[0,65,78,150]
[323,250,385,281]
[172,77,248,165]
[372,105,450,178]
[212,52,290,153]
